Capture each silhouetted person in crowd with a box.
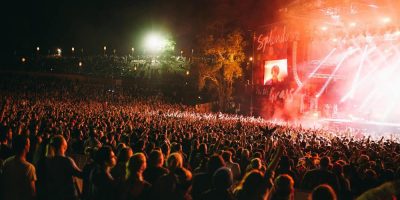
[222,150,241,182]
[120,153,151,200]
[310,184,337,200]
[239,149,251,177]
[111,146,133,183]
[151,152,192,200]
[200,167,236,200]
[332,163,352,200]
[1,134,36,200]
[276,156,298,186]
[84,129,101,150]
[143,149,169,184]
[43,135,83,200]
[89,146,117,200]
[0,125,12,161]
[192,154,226,200]
[267,174,294,200]
[81,147,97,200]
[192,142,208,171]
[234,170,268,200]
[301,156,340,194]
[361,169,380,192]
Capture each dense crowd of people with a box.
[7,54,188,80]
[0,75,399,200]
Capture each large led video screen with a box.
[264,59,288,85]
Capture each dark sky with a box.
[4,0,289,55]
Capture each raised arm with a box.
[266,142,284,172]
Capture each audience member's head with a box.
[13,134,30,155]
[310,184,337,200]
[320,157,331,170]
[268,174,294,200]
[50,135,68,155]
[213,167,233,190]
[167,152,183,172]
[207,154,226,175]
[95,146,116,168]
[236,170,266,198]
[148,150,164,167]
[127,153,147,179]
[221,150,233,163]
[117,147,133,164]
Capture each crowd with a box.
[0,75,400,200]
[8,54,188,80]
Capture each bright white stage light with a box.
[145,33,167,52]
[382,17,391,24]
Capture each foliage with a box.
[196,28,246,111]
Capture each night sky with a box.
[4,0,289,55]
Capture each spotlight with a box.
[321,26,328,31]
[56,48,62,56]
[382,17,391,24]
[349,22,356,27]
[144,33,167,52]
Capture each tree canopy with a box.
[195,26,246,111]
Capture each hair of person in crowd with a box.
[234,170,267,199]
[207,154,226,174]
[310,184,337,200]
[50,135,68,155]
[95,145,116,168]
[167,152,183,172]
[148,150,164,167]
[13,134,30,155]
[126,153,147,180]
[267,174,295,200]
[213,167,233,190]
[117,147,133,164]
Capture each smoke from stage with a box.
[253,0,400,132]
